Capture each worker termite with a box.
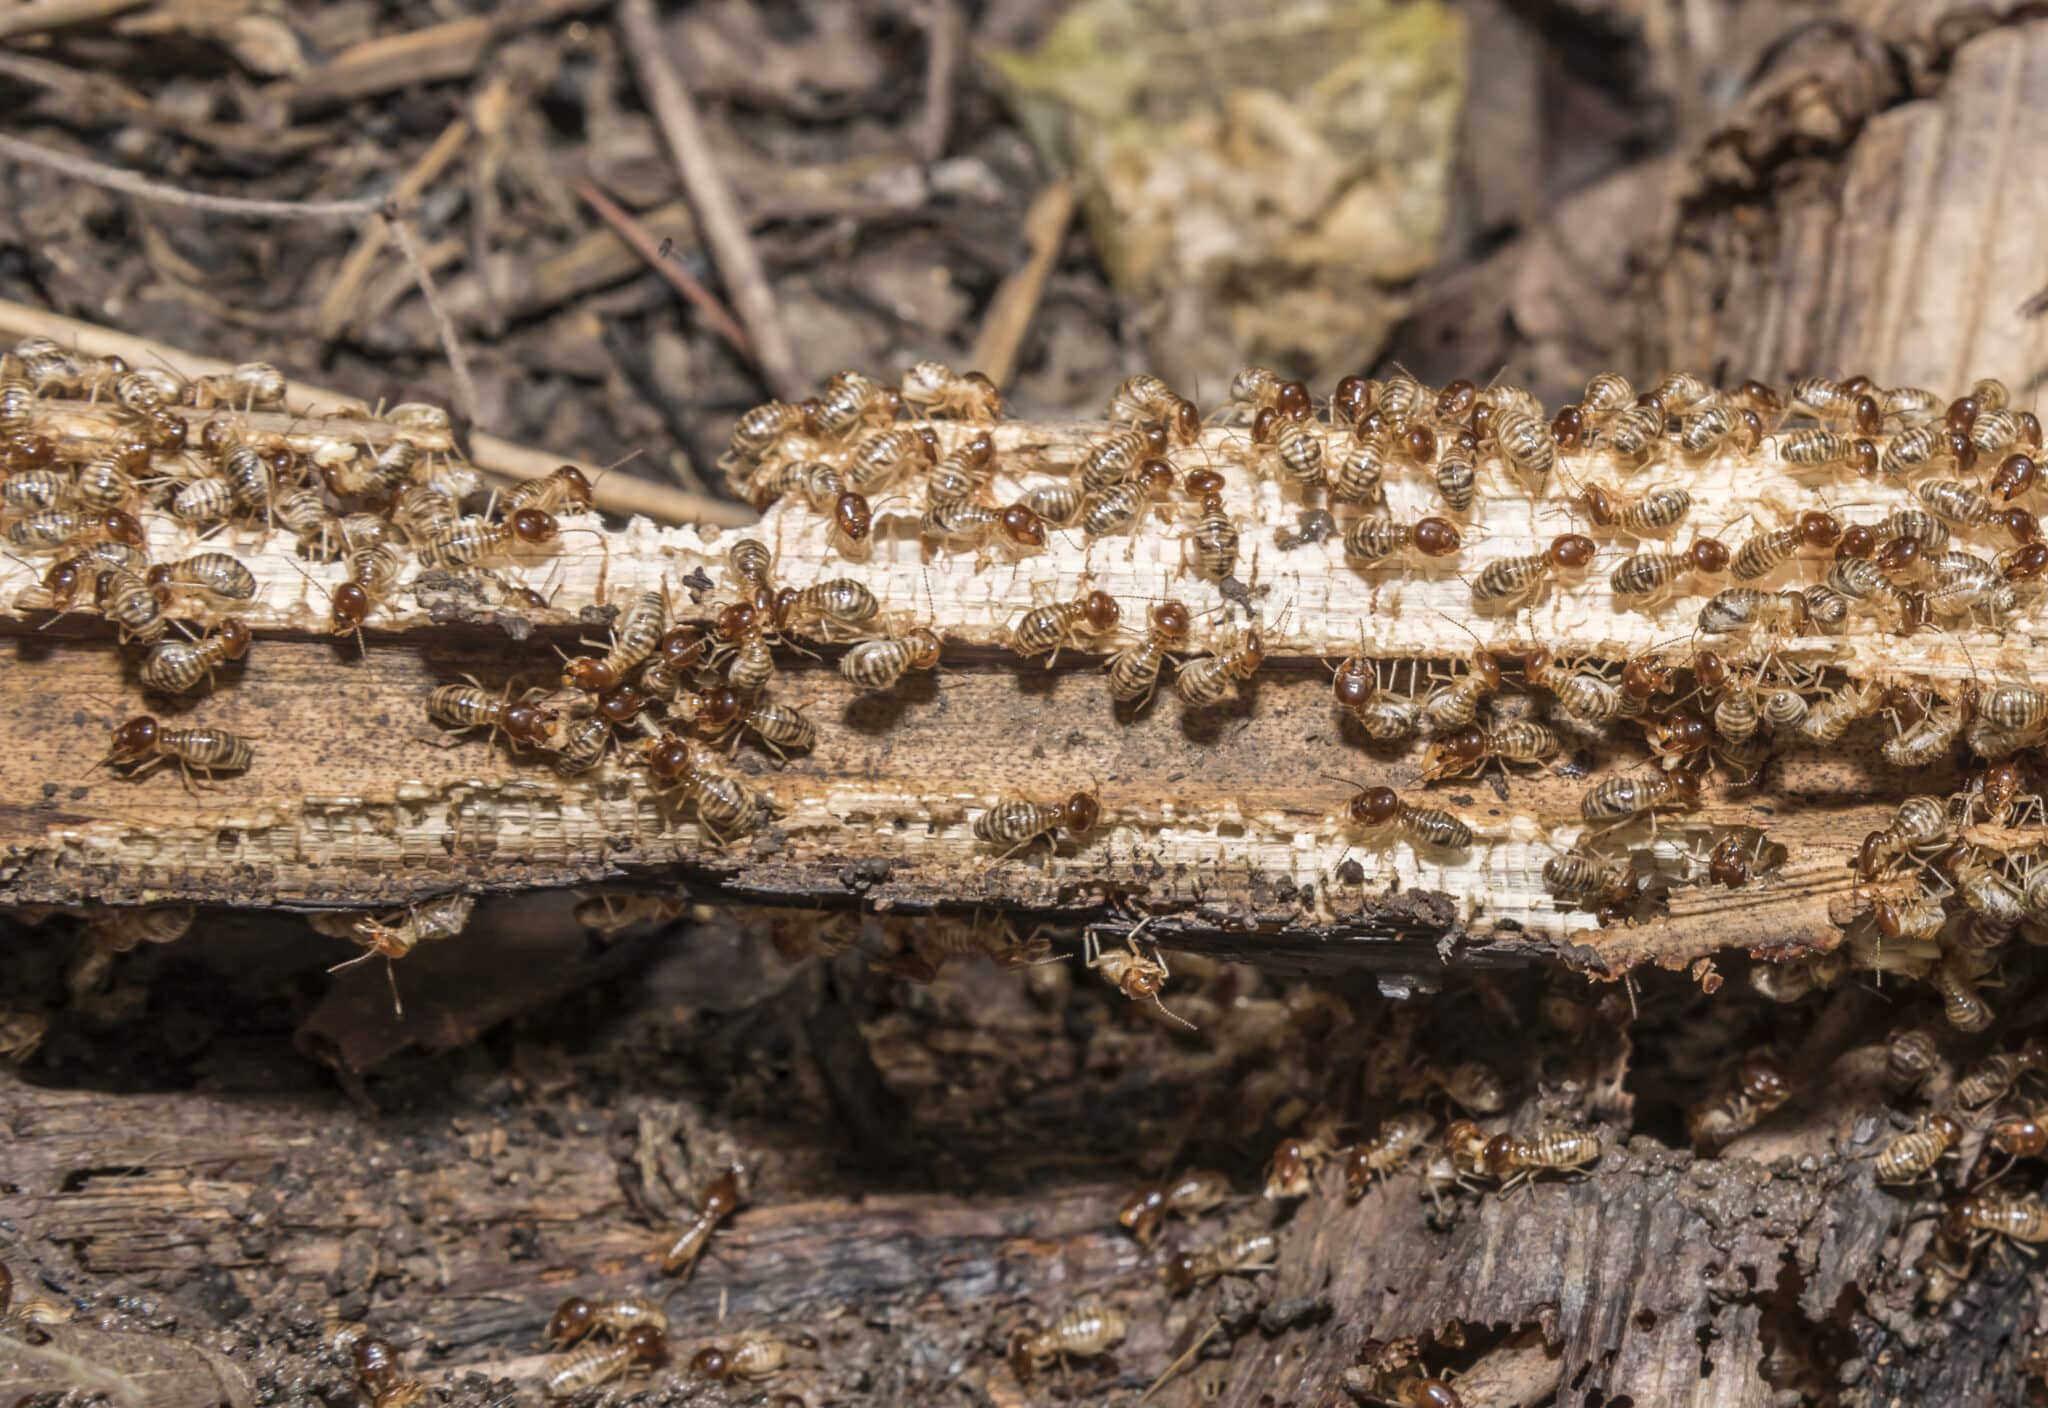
[1778,428,1879,475]
[543,1324,668,1399]
[727,399,808,469]
[900,359,1003,420]
[1421,721,1560,782]
[144,552,257,604]
[1331,655,1421,741]
[1470,533,1597,612]
[692,1332,790,1383]
[1992,451,2039,501]
[841,626,943,691]
[660,1166,743,1276]
[137,618,253,694]
[1856,794,1953,877]
[1342,1111,1437,1197]
[1885,1029,1943,1094]
[1264,1120,1342,1199]
[1573,483,1693,536]
[1084,922,1193,1027]
[925,429,999,509]
[1525,647,1625,724]
[1106,601,1191,707]
[1696,586,1811,636]
[562,589,668,691]
[1991,1110,2048,1160]
[91,567,168,644]
[1542,852,1638,906]
[1944,1191,2048,1247]
[428,681,559,751]
[1182,468,1240,581]
[1678,403,1763,457]
[1108,372,1200,442]
[1879,423,1954,478]
[1794,678,1884,745]
[414,508,561,569]
[1579,769,1700,825]
[1162,1230,1280,1295]
[1880,688,1970,767]
[1340,783,1473,851]
[544,1294,669,1347]
[1117,1169,1231,1245]
[1729,510,1842,580]
[644,734,772,844]
[4,505,145,554]
[1953,1043,2047,1107]
[1176,619,1265,707]
[1483,1127,1601,1190]
[1589,403,1666,462]
[812,369,902,440]
[1076,478,1169,539]
[1007,1302,1128,1379]
[1342,513,1461,566]
[1260,420,1329,491]
[1933,955,1994,1032]
[1609,537,1731,604]
[1007,589,1120,663]
[972,788,1101,856]
[1078,425,1170,492]
[85,904,196,951]
[1490,408,1556,481]
[1688,1052,1793,1147]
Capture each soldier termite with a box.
[1469,533,1597,612]
[543,1324,668,1399]
[1342,1111,1436,1196]
[1007,1302,1128,1379]
[1106,601,1191,707]
[545,1295,669,1348]
[1118,1169,1231,1245]
[661,1166,743,1276]
[900,359,1002,420]
[1338,782,1473,851]
[973,788,1102,857]
[1175,619,1265,707]
[1083,921,1194,1028]
[1162,1230,1281,1295]
[1006,589,1120,663]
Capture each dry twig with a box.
[571,176,755,357]
[315,113,478,338]
[615,0,806,403]
[386,214,481,425]
[0,133,385,222]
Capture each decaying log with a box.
[0,382,2029,995]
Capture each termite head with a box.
[691,1346,730,1381]
[1621,654,1672,701]
[1550,402,1584,451]
[1333,657,1377,709]
[1152,601,1192,640]
[1687,537,1731,574]
[1470,649,1503,691]
[833,491,872,543]
[660,625,707,667]
[104,509,145,546]
[561,656,620,692]
[1275,380,1311,420]
[1403,423,1437,463]
[715,602,757,642]
[1136,458,1178,498]
[1547,533,1597,570]
[1333,375,1374,424]
[1162,1254,1202,1296]
[1836,522,1876,558]
[913,425,941,461]
[1006,1329,1040,1379]
[698,685,743,729]
[956,430,996,468]
[1413,517,1461,557]
[510,508,558,544]
[217,618,254,659]
[1348,785,1401,828]
[999,503,1046,547]
[1183,467,1225,499]
[1251,407,1281,445]
[1081,591,1120,633]
[597,685,646,724]
[700,1168,743,1218]
[1692,650,1727,693]
[1168,396,1201,443]
[646,733,695,783]
[352,1335,401,1393]
[1118,1183,1167,1241]
[1480,1133,1519,1180]
[1573,485,1613,525]
[105,715,160,763]
[1060,790,1102,834]
[42,557,84,606]
[331,580,370,633]
[546,1295,595,1346]
[1436,377,1476,420]
[503,699,557,745]
[905,627,943,671]
[626,1325,668,1366]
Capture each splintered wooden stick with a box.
[0,361,2039,1006]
